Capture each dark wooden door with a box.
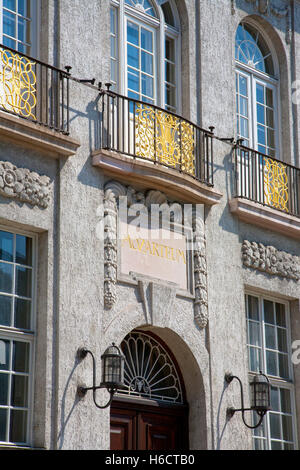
[110,399,188,451]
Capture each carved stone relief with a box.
[242,0,292,43]
[103,180,209,329]
[242,240,300,281]
[0,161,51,208]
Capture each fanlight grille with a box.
[119,331,183,404]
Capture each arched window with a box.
[118,331,184,404]
[110,0,180,112]
[235,22,279,158]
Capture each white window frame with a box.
[110,0,181,112]
[245,291,298,450]
[235,21,282,160]
[0,0,39,57]
[0,226,37,448]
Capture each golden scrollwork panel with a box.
[264,157,289,212]
[135,103,195,176]
[0,48,37,120]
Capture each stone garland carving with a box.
[103,180,209,329]
[242,240,300,281]
[244,0,291,43]
[193,216,209,329]
[0,161,51,208]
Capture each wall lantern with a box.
[225,371,271,429]
[77,343,125,409]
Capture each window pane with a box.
[270,413,281,439]
[282,415,293,442]
[0,339,9,372]
[10,409,27,444]
[257,104,265,124]
[12,341,30,373]
[280,389,291,413]
[266,88,273,107]
[165,37,175,62]
[277,329,287,353]
[265,324,276,349]
[264,300,274,324]
[16,235,32,267]
[257,125,266,145]
[0,409,7,442]
[0,373,9,405]
[166,62,175,85]
[0,263,13,294]
[141,28,153,52]
[279,354,289,379]
[249,346,262,372]
[239,75,247,96]
[141,51,153,75]
[271,440,282,450]
[266,350,277,376]
[248,321,261,347]
[127,44,139,69]
[15,266,32,298]
[247,296,259,320]
[127,21,139,46]
[0,295,12,327]
[128,68,140,93]
[0,231,13,262]
[270,386,280,412]
[3,0,16,10]
[266,108,274,128]
[3,10,16,37]
[11,375,28,407]
[276,303,286,327]
[14,298,31,330]
[142,74,153,98]
[256,84,265,104]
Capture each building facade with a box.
[0,0,299,450]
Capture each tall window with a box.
[0,0,37,55]
[110,0,180,112]
[245,294,297,450]
[0,229,35,446]
[235,22,278,158]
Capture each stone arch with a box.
[104,297,211,450]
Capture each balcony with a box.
[230,143,300,238]
[92,89,222,205]
[0,44,79,158]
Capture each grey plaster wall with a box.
[0,0,299,451]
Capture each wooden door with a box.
[110,399,188,451]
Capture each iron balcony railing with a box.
[234,143,300,218]
[100,89,214,186]
[0,43,70,134]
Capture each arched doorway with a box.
[110,330,189,450]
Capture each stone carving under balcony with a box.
[0,161,51,208]
[242,240,300,281]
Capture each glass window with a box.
[245,294,296,450]
[0,229,35,446]
[235,22,278,158]
[1,0,34,55]
[110,0,180,111]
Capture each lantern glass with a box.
[251,374,270,412]
[100,344,125,389]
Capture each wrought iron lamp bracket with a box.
[225,373,267,430]
[77,348,117,409]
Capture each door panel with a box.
[111,401,188,450]
[110,408,136,450]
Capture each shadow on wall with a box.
[57,353,82,450]
[216,377,232,450]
